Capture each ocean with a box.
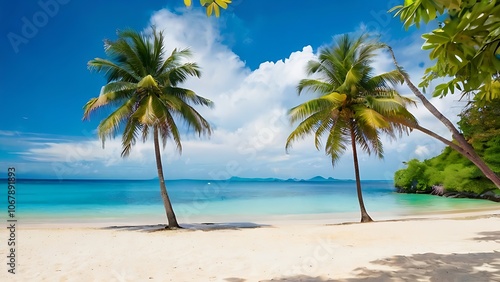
[4,179,499,225]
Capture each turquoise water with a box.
[2,179,498,224]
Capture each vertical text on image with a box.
[7,167,17,274]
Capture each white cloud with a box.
[0,130,18,136]
[8,8,467,180]
[415,145,430,157]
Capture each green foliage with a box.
[184,0,231,17]
[441,163,477,192]
[458,99,500,172]
[458,99,500,144]
[483,136,500,172]
[395,150,497,194]
[391,0,500,101]
[286,34,417,166]
[83,28,213,156]
[394,159,430,192]
[395,99,500,194]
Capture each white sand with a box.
[2,212,500,281]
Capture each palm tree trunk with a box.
[386,46,500,189]
[153,126,180,229]
[350,124,374,223]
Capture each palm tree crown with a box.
[83,28,213,156]
[287,34,416,162]
[286,34,417,222]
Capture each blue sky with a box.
[1,0,463,180]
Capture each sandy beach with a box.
[1,210,499,282]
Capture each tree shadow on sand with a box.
[102,222,270,232]
[473,231,500,243]
[254,252,500,282]
[235,229,500,282]
[342,252,500,281]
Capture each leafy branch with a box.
[391,0,500,101]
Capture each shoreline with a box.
[15,205,500,229]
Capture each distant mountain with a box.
[228,176,283,182]
[305,176,338,182]
[226,176,341,182]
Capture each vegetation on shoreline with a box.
[395,99,500,199]
[387,0,500,188]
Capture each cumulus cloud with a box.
[9,8,467,180]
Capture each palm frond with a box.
[317,50,346,86]
[141,124,150,143]
[355,40,379,65]
[83,86,135,120]
[305,60,322,75]
[101,81,138,94]
[121,118,141,157]
[96,97,137,145]
[117,29,153,74]
[352,120,383,158]
[158,48,195,76]
[339,66,363,93]
[288,93,343,123]
[297,79,333,95]
[161,63,202,86]
[160,111,182,152]
[354,106,390,129]
[163,87,214,107]
[324,119,349,166]
[106,34,147,78]
[285,114,320,152]
[88,58,140,82]
[176,102,212,137]
[365,96,404,112]
[392,93,417,107]
[368,69,404,88]
[314,111,338,150]
[151,29,165,73]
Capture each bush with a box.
[395,148,498,195]
[396,99,500,196]
[394,159,431,192]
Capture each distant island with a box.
[226,176,348,182]
[6,176,355,182]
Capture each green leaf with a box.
[215,0,228,9]
[422,31,451,44]
[206,3,213,16]
[200,0,212,6]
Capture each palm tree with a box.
[286,34,417,223]
[83,28,213,229]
